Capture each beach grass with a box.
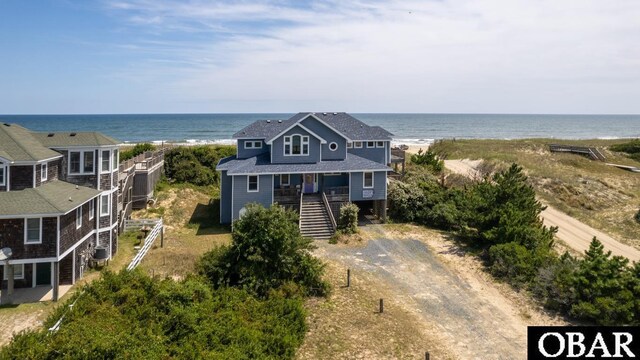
[431,138,640,248]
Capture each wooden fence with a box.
[126,218,163,271]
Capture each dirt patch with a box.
[311,225,565,359]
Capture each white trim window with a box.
[41,162,48,181]
[112,149,119,171]
[347,142,353,149]
[366,141,375,148]
[69,151,95,175]
[247,175,259,192]
[24,218,42,244]
[354,141,363,149]
[101,150,111,174]
[76,207,83,229]
[100,194,110,216]
[376,141,385,148]
[281,174,290,186]
[363,172,374,188]
[3,264,24,280]
[245,141,262,149]
[329,142,338,151]
[89,200,95,220]
[284,135,309,156]
[0,161,5,186]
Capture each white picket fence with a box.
[126,218,163,271]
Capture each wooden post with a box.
[160,226,164,248]
[347,268,350,287]
[379,298,384,313]
[52,262,59,302]
[425,352,430,360]
[7,264,14,297]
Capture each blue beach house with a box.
[216,112,393,239]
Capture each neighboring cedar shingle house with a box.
[0,123,133,303]
[217,112,393,239]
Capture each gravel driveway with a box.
[315,235,528,359]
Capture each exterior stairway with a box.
[299,194,335,240]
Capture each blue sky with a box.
[1,0,639,114]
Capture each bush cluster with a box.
[164,145,235,186]
[610,140,640,162]
[197,204,329,297]
[120,143,156,161]
[337,203,359,234]
[388,162,640,324]
[0,271,306,359]
[410,148,444,173]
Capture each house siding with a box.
[231,174,273,221]
[348,142,388,164]
[59,200,96,256]
[300,117,347,161]
[237,139,269,159]
[0,217,57,260]
[220,170,232,224]
[271,127,321,164]
[58,149,99,188]
[10,165,34,190]
[350,171,387,201]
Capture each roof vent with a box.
[267,120,271,123]
[323,112,327,115]
[70,133,76,137]
[68,197,72,202]
[75,185,79,189]
[278,120,282,123]
[360,125,363,128]
[333,112,337,115]
[47,133,54,137]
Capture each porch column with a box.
[52,261,59,302]
[7,264,14,297]
[381,199,387,223]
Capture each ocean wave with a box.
[391,138,435,146]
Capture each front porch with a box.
[0,285,72,304]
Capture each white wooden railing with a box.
[126,218,163,271]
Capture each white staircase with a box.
[299,194,334,240]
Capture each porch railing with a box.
[322,191,337,231]
[274,187,300,204]
[323,186,349,202]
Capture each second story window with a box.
[366,141,376,148]
[41,162,48,181]
[101,150,111,173]
[0,161,5,186]
[24,218,42,244]
[284,135,309,156]
[376,141,385,148]
[69,151,94,175]
[100,194,110,216]
[354,141,363,148]
[76,207,83,229]
[245,141,262,149]
[112,149,119,171]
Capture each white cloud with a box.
[103,0,640,113]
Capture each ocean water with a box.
[1,113,639,145]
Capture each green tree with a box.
[197,204,329,297]
[410,148,444,173]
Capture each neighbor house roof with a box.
[31,131,120,147]
[0,123,62,163]
[217,153,391,175]
[232,112,394,141]
[0,180,101,216]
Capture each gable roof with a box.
[232,112,394,142]
[0,123,62,163]
[0,180,101,216]
[32,131,120,147]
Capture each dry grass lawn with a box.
[431,138,640,248]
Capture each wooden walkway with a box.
[549,144,606,161]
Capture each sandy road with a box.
[444,160,640,262]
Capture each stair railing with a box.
[298,191,303,228]
[322,191,337,231]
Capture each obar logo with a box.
[528,326,640,359]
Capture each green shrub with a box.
[337,203,359,234]
[610,140,640,154]
[488,243,538,288]
[164,145,235,186]
[120,143,156,161]
[410,148,444,173]
[197,204,329,297]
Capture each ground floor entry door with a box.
[35,262,51,286]
[303,173,316,193]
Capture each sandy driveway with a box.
[444,160,640,261]
[315,229,558,359]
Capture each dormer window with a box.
[41,162,48,181]
[284,135,309,156]
[0,161,5,186]
[245,141,262,149]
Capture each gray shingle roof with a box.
[32,131,120,147]
[217,153,390,175]
[232,112,393,141]
[0,180,101,216]
[0,123,62,162]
